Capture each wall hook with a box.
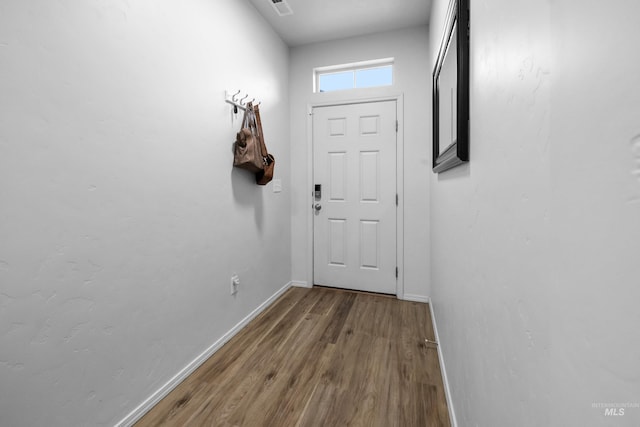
[240,94,248,105]
[231,90,241,102]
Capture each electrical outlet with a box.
[230,274,239,295]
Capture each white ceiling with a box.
[248,0,432,47]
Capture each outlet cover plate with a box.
[230,274,239,295]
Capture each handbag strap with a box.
[244,102,255,131]
[253,105,269,158]
[240,103,250,130]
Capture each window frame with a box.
[314,58,394,93]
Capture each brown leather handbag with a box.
[254,105,275,185]
[233,103,264,173]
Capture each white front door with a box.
[312,100,397,294]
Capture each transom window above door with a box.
[314,58,394,93]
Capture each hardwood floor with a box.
[135,286,451,427]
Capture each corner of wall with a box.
[115,281,293,427]
[291,280,311,288]
[401,294,430,303]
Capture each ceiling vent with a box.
[270,0,293,17]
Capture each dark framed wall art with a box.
[432,0,470,173]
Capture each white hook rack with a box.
[225,90,261,112]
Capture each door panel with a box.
[328,219,347,266]
[313,100,397,294]
[328,152,347,201]
[360,151,380,202]
[360,220,379,269]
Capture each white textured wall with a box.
[429,0,640,425]
[0,1,290,425]
[289,26,431,299]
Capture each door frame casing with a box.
[306,94,405,299]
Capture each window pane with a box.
[318,71,354,92]
[355,65,393,88]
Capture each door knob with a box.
[314,203,322,211]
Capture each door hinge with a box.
[396,120,398,132]
[396,194,399,206]
[395,267,398,278]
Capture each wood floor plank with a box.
[221,314,325,425]
[342,293,398,340]
[135,287,310,427]
[184,290,322,425]
[308,287,340,316]
[318,291,356,344]
[135,287,451,427]
[296,332,374,427]
[254,326,335,426]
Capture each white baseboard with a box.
[291,280,311,288]
[402,293,429,303]
[115,281,293,427]
[428,297,458,427]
